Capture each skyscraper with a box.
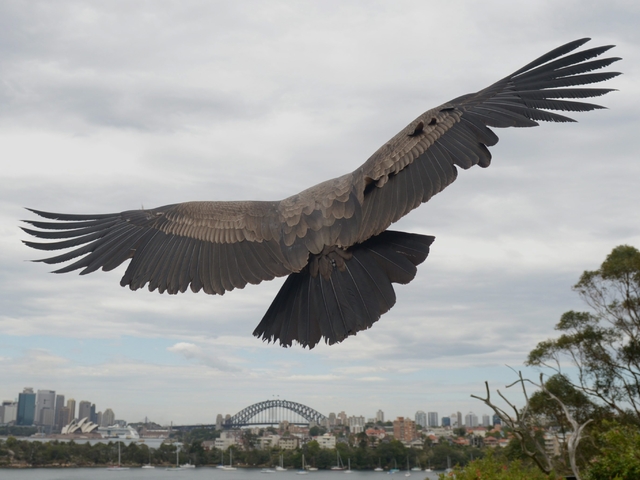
[103,408,115,427]
[465,412,478,428]
[78,401,91,420]
[67,398,76,421]
[58,406,71,429]
[482,414,491,427]
[449,412,458,427]
[427,412,439,428]
[54,394,65,432]
[376,410,384,423]
[35,390,56,426]
[17,388,36,426]
[414,411,427,428]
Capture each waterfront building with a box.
[393,416,417,442]
[257,434,280,449]
[315,433,336,449]
[214,430,238,450]
[17,388,36,426]
[415,410,427,428]
[278,436,299,450]
[427,411,439,428]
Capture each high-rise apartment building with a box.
[393,417,417,442]
[414,411,427,428]
[337,411,347,426]
[465,412,478,428]
[328,412,336,426]
[17,388,36,426]
[449,412,457,427]
[441,416,451,427]
[427,412,439,428]
[78,401,92,420]
[482,414,491,427]
[376,410,384,423]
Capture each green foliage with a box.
[440,450,560,480]
[583,422,640,480]
[526,245,640,421]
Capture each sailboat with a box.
[220,449,237,471]
[388,458,399,474]
[217,450,225,469]
[404,457,411,477]
[165,447,181,471]
[331,451,345,471]
[411,458,421,471]
[296,454,309,475]
[445,456,452,474]
[276,453,287,471]
[107,442,130,471]
[374,458,384,472]
[141,448,155,469]
[344,458,353,474]
[424,460,432,473]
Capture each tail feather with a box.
[253,230,434,348]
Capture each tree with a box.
[584,421,640,480]
[527,245,640,422]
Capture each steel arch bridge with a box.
[223,399,327,429]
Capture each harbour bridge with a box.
[172,399,327,431]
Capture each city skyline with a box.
[1,2,638,425]
[1,383,495,430]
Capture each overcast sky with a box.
[1,1,639,427]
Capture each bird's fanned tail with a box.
[253,231,434,348]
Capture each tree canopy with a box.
[527,245,640,422]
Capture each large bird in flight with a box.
[23,38,620,348]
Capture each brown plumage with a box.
[22,38,620,348]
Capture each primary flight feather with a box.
[22,38,621,348]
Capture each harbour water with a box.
[0,468,444,480]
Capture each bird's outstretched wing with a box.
[22,38,620,347]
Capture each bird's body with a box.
[23,38,621,348]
